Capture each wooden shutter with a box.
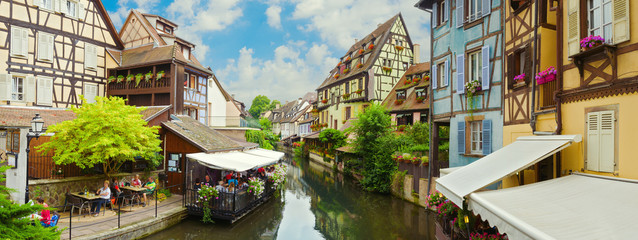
[612,0,630,44]
[433,2,438,27]
[37,33,46,61]
[11,27,22,56]
[523,45,532,83]
[599,111,615,172]
[567,0,580,56]
[37,77,53,106]
[482,0,491,17]
[84,83,97,103]
[456,0,464,28]
[25,76,36,102]
[444,60,449,87]
[78,2,85,21]
[431,63,438,89]
[21,28,28,57]
[481,45,490,90]
[458,121,465,154]
[60,0,68,15]
[85,44,96,69]
[445,0,449,21]
[0,74,11,101]
[586,112,600,171]
[457,54,465,94]
[507,54,515,89]
[482,119,492,155]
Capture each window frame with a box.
[466,49,483,85]
[11,76,25,102]
[396,90,406,100]
[469,120,483,154]
[437,62,446,88]
[66,0,78,18]
[587,0,613,44]
[415,88,427,99]
[467,0,483,22]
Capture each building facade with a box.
[316,14,416,130]
[381,62,430,126]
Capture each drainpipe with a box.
[553,0,563,135]
[426,7,434,195]
[529,0,540,132]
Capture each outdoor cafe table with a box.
[70,192,101,201]
[120,186,146,192]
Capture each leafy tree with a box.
[318,129,347,154]
[249,95,272,118]
[246,130,279,150]
[269,100,281,111]
[351,103,397,193]
[37,96,162,178]
[0,164,61,239]
[259,117,272,131]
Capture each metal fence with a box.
[185,181,276,221]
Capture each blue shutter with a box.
[482,119,492,155]
[481,45,490,90]
[433,2,438,28]
[444,60,449,87]
[458,121,465,155]
[457,54,465,94]
[482,0,491,17]
[456,0,464,28]
[432,62,438,89]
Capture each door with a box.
[166,153,185,194]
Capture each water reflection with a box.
[144,154,435,240]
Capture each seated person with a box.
[36,197,51,227]
[194,178,202,190]
[141,177,156,207]
[228,175,238,187]
[111,178,123,205]
[225,171,235,183]
[90,180,112,217]
[131,174,142,187]
[215,181,226,193]
[204,175,213,187]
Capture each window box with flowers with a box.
[580,35,604,51]
[412,77,421,84]
[345,56,351,62]
[334,74,340,79]
[423,75,430,82]
[368,44,374,50]
[107,76,116,83]
[354,89,363,94]
[536,66,557,85]
[117,75,125,83]
[404,79,412,85]
[465,79,482,116]
[357,63,364,69]
[145,72,153,81]
[395,46,404,51]
[126,74,134,82]
[394,99,405,105]
[342,93,351,100]
[382,67,392,73]
[156,70,165,80]
[343,69,350,74]
[321,99,328,104]
[416,96,426,103]
[358,49,364,55]
[513,73,526,88]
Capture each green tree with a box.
[351,103,397,193]
[269,100,281,110]
[249,95,272,118]
[259,117,272,131]
[0,165,61,239]
[37,96,162,178]
[318,129,347,154]
[246,130,279,150]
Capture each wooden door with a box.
[166,153,185,194]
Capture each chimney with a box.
[276,103,280,109]
[413,44,421,64]
[355,38,358,44]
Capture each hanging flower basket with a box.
[156,70,165,80]
[107,76,116,83]
[126,74,134,82]
[354,89,363,94]
[357,63,364,68]
[395,46,404,51]
[345,56,351,61]
[337,62,342,67]
[382,67,392,73]
[343,93,351,99]
[135,73,143,86]
[117,75,125,83]
[358,49,364,55]
[394,99,405,105]
[465,79,482,116]
[334,74,340,79]
[536,66,558,85]
[416,96,425,103]
[321,99,328,104]
[145,72,153,81]
[368,44,374,50]
[580,35,604,51]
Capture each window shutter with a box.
[444,59,449,87]
[60,0,68,15]
[458,121,465,154]
[599,111,615,172]
[48,33,54,60]
[84,84,97,103]
[586,112,600,171]
[433,2,438,28]
[37,77,53,106]
[524,45,532,82]
[37,33,46,61]
[612,0,630,44]
[482,0,491,17]
[457,54,465,94]
[567,0,580,56]
[481,45,490,90]
[85,44,96,69]
[11,27,22,56]
[33,0,43,7]
[445,0,449,21]
[507,54,515,89]
[54,0,61,13]
[0,74,11,101]
[456,0,464,28]
[482,119,492,155]
[78,2,85,21]
[25,76,36,102]
[21,28,29,57]
[431,63,438,89]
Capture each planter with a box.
[321,99,328,104]
[416,97,425,103]
[580,35,604,51]
[354,90,363,94]
[145,73,153,81]
[394,99,404,105]
[156,71,165,80]
[357,63,363,68]
[395,46,404,51]
[513,81,526,88]
[335,74,340,79]
[382,67,392,73]
[537,74,556,85]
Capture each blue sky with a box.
[104,0,431,106]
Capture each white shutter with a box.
[431,62,438,89]
[85,44,96,69]
[457,54,465,94]
[37,77,53,106]
[612,0,630,44]
[481,45,490,90]
[444,59,449,87]
[21,28,29,57]
[33,0,43,7]
[84,83,97,103]
[433,2,438,28]
[586,112,600,171]
[25,76,36,103]
[456,0,464,28]
[0,74,11,101]
[78,2,85,21]
[37,33,46,61]
[47,33,54,60]
[482,0,491,17]
[599,111,615,172]
[11,27,21,56]
[60,0,68,15]
[445,0,449,21]
[567,0,580,56]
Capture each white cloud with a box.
[109,0,158,29]
[265,5,283,30]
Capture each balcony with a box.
[107,77,172,95]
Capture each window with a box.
[345,107,351,120]
[182,46,190,60]
[358,78,363,90]
[467,50,482,84]
[586,110,615,172]
[437,62,446,88]
[37,32,54,62]
[167,153,181,172]
[164,25,173,34]
[11,76,24,101]
[184,73,189,88]
[66,0,77,18]
[11,26,28,58]
[403,62,408,70]
[397,114,413,126]
[345,81,350,94]
[507,46,531,89]
[468,0,482,22]
[510,0,530,12]
[388,60,393,67]
[190,74,196,90]
[588,0,613,43]
[83,83,98,103]
[434,0,449,26]
[396,90,406,100]
[84,43,97,69]
[6,129,20,153]
[415,88,427,99]
[39,0,54,10]
[470,121,483,154]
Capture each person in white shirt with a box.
[90,180,111,217]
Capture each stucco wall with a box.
[207,79,227,127]
[449,112,503,168]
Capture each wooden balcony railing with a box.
[107,77,171,91]
[538,80,557,109]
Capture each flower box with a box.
[368,44,374,50]
[465,79,482,95]
[358,49,364,55]
[107,76,116,83]
[357,63,364,68]
[395,46,404,51]
[416,96,425,103]
[404,79,412,85]
[335,74,340,79]
[156,71,165,80]
[145,72,153,81]
[580,35,604,51]
[117,75,125,82]
[413,77,421,83]
[513,73,526,83]
[354,89,363,94]
[343,69,350,74]
[126,74,134,82]
[321,99,328,104]
[382,66,392,73]
[394,99,405,105]
[345,56,351,61]
[513,81,526,88]
[535,66,557,85]
[424,75,430,81]
[342,93,351,99]
[135,73,143,86]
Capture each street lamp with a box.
[25,113,44,203]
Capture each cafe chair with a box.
[67,194,90,217]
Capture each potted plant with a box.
[465,79,482,116]
[420,156,429,166]
[404,79,412,85]
[358,49,364,55]
[156,70,165,80]
[135,73,143,86]
[354,89,363,94]
[345,56,351,61]
[513,73,526,88]
[413,77,421,83]
[343,69,350,74]
[321,99,328,104]
[357,63,364,68]
[126,74,134,82]
[343,93,351,99]
[117,75,125,83]
[395,46,404,51]
[424,75,430,81]
[395,99,405,105]
[535,66,557,85]
[335,74,340,79]
[145,71,153,81]
[368,44,374,50]
[107,76,116,83]
[416,96,425,103]
[382,66,392,73]
[580,35,604,51]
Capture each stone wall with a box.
[391,173,437,208]
[30,171,162,208]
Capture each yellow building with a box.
[316,14,417,129]
[559,0,636,179]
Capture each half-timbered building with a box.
[315,14,417,130]
[416,0,504,176]
[107,10,212,124]
[381,62,430,126]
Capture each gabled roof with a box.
[162,115,243,153]
[381,63,431,113]
[139,105,171,122]
[317,13,409,90]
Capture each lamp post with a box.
[25,113,44,203]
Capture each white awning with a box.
[440,167,462,177]
[187,150,281,172]
[244,148,285,160]
[468,173,638,240]
[436,135,581,207]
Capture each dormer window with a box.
[156,21,174,35]
[396,90,406,100]
[164,25,173,34]
[181,45,190,60]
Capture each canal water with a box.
[144,154,436,239]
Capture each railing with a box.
[185,180,276,220]
[107,77,171,91]
[28,155,83,179]
[538,80,557,109]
